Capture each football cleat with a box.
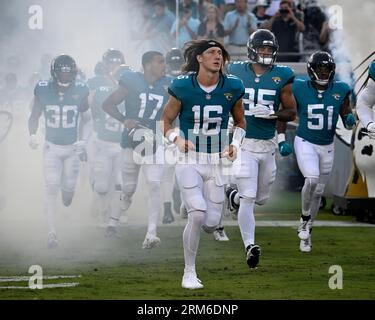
[246,244,261,268]
[181,272,204,290]
[47,232,58,249]
[142,235,161,249]
[225,185,239,219]
[213,226,230,241]
[104,226,121,238]
[298,215,312,240]
[300,236,312,253]
[180,203,188,219]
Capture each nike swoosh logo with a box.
[328,150,333,153]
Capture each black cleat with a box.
[246,244,261,268]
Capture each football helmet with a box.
[247,29,279,66]
[307,51,335,86]
[94,61,107,77]
[51,54,78,87]
[165,47,184,76]
[102,48,125,72]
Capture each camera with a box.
[279,8,289,14]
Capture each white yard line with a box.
[0,283,79,289]
[0,275,81,282]
[148,220,375,228]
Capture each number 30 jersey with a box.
[293,79,351,145]
[168,73,245,153]
[34,80,89,145]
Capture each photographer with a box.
[263,0,305,62]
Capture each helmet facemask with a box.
[51,58,77,87]
[307,51,336,86]
[254,45,278,66]
[247,30,279,66]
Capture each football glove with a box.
[250,104,277,119]
[29,134,39,149]
[73,140,87,161]
[278,141,293,156]
[343,113,356,129]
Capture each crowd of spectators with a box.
[130,0,331,62]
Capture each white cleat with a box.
[47,232,58,249]
[300,237,312,253]
[298,216,312,240]
[142,235,161,249]
[213,227,229,241]
[181,272,204,290]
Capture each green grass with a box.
[0,225,374,300]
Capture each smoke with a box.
[0,0,158,271]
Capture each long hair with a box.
[182,39,230,73]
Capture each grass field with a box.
[0,220,374,300]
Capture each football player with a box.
[28,54,91,248]
[357,60,375,138]
[162,48,185,224]
[225,29,297,268]
[163,39,246,289]
[102,51,172,249]
[87,49,129,226]
[294,51,355,252]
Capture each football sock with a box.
[238,197,256,248]
[183,210,205,269]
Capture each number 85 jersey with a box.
[34,80,89,145]
[168,73,245,153]
[293,79,351,145]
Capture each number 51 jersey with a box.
[168,73,245,153]
[293,79,351,145]
[34,80,89,145]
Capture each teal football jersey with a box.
[369,60,375,81]
[35,80,89,145]
[88,75,124,143]
[294,79,351,145]
[227,61,294,140]
[118,71,172,149]
[168,73,245,153]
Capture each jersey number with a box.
[138,93,164,120]
[192,105,223,135]
[45,105,78,129]
[243,88,276,116]
[307,104,333,130]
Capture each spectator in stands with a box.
[171,5,201,48]
[302,0,330,54]
[252,0,271,28]
[263,0,305,62]
[224,0,258,60]
[145,0,175,53]
[181,0,199,19]
[149,0,175,34]
[198,4,225,43]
